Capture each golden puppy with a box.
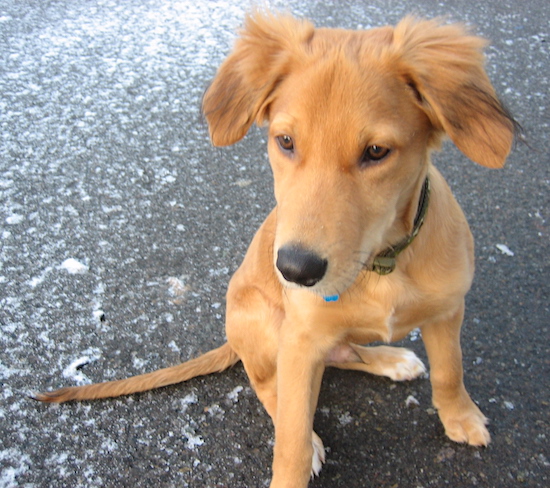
[36,11,516,488]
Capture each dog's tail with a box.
[32,343,239,403]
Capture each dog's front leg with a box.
[421,301,490,446]
[270,324,326,488]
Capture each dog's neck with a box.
[371,176,431,275]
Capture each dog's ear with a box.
[392,18,515,168]
[202,11,314,147]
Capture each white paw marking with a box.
[311,432,326,477]
[381,350,427,381]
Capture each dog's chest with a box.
[341,282,428,343]
[348,306,397,343]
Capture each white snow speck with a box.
[60,258,88,274]
[181,392,198,405]
[209,267,229,277]
[504,401,515,410]
[338,411,353,426]
[205,403,225,419]
[227,386,243,402]
[319,406,330,416]
[405,395,420,408]
[5,214,24,225]
[234,179,252,187]
[183,427,204,450]
[28,266,53,287]
[132,356,147,370]
[409,328,421,342]
[62,354,100,385]
[92,310,105,321]
[167,276,189,296]
[0,448,32,487]
[496,244,514,256]
[179,392,198,414]
[27,277,42,288]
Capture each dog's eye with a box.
[360,145,390,167]
[276,135,295,153]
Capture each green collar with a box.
[371,176,431,275]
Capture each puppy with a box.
[36,11,516,488]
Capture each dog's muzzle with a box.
[276,245,327,287]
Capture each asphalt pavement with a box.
[1,0,548,487]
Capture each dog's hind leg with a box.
[327,344,426,381]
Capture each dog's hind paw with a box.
[382,349,427,381]
[346,345,427,381]
[311,431,326,477]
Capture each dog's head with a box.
[203,11,515,297]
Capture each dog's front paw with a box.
[438,402,491,446]
[311,431,326,477]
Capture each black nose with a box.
[276,245,328,287]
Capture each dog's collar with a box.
[371,176,431,275]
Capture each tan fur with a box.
[36,11,515,487]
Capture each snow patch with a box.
[92,309,105,322]
[182,426,204,450]
[405,395,420,408]
[5,214,24,225]
[408,328,421,342]
[227,385,243,403]
[0,448,32,488]
[60,258,89,274]
[205,403,225,420]
[179,392,198,414]
[496,244,514,256]
[181,392,198,405]
[338,411,353,426]
[167,276,189,296]
[209,267,229,277]
[62,351,101,384]
[28,266,54,287]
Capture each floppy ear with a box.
[392,17,515,168]
[202,11,314,147]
